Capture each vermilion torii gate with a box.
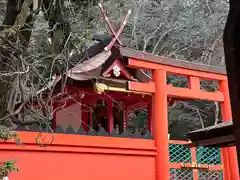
[125,55,240,180]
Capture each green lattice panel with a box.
[170,168,193,180]
[198,170,223,180]
[169,144,192,163]
[196,147,221,165]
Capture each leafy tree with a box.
[0,0,97,178]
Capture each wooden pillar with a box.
[152,69,169,180]
[147,100,152,132]
[219,80,239,180]
[123,107,128,130]
[82,104,89,131]
[107,98,114,134]
[220,147,230,180]
[88,104,93,130]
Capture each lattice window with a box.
[198,170,223,180]
[170,168,193,180]
[196,147,221,165]
[169,144,192,163]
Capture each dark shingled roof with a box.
[186,121,235,147]
[189,121,233,134]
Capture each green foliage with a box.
[0,126,19,179]
[167,75,188,88]
[128,109,148,134]
[0,160,18,179]
[0,126,18,141]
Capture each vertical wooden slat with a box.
[82,104,89,131]
[123,107,128,130]
[188,76,200,91]
[191,147,199,180]
[147,100,152,132]
[106,98,114,134]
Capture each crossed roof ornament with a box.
[98,3,132,51]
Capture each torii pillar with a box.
[127,63,171,180]
[152,69,170,180]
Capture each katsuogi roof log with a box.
[187,121,235,147]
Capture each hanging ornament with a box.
[113,65,121,77]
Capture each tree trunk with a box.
[0,0,34,125]
[0,0,72,126]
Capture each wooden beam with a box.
[169,163,223,171]
[128,82,224,102]
[127,58,227,80]
[121,47,226,74]
[167,85,224,102]
[188,135,235,147]
[127,81,155,93]
[95,82,152,94]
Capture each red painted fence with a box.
[0,132,225,180]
